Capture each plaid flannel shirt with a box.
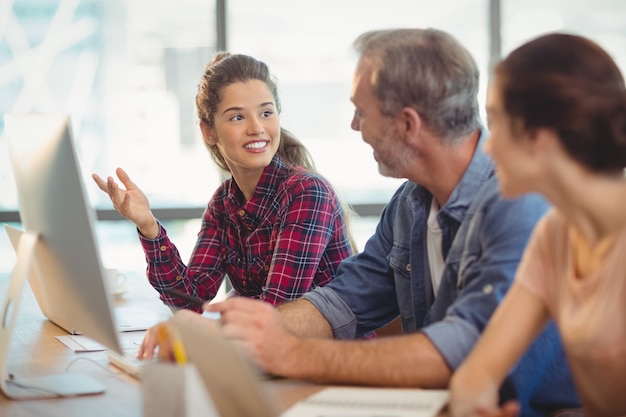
[140,155,353,310]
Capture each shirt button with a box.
[242,281,247,287]
[160,245,167,251]
[483,284,493,294]
[238,209,246,217]
[175,275,183,281]
[263,265,269,272]
[405,264,411,272]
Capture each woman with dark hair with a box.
[450,33,626,417]
[93,52,354,309]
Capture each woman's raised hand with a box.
[92,167,159,239]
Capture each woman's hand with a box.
[92,167,158,238]
[137,321,184,362]
[137,310,223,361]
[137,322,164,360]
[474,402,520,417]
[449,368,519,417]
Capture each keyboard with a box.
[107,349,144,379]
[108,311,221,379]
[106,331,151,379]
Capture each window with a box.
[2,0,625,274]
[0,0,219,213]
[227,0,489,203]
[501,0,626,71]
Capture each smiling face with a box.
[207,79,280,180]
[350,58,412,179]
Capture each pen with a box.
[162,287,221,320]
[162,287,206,308]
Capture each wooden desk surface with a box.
[0,271,326,417]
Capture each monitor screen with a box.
[4,113,122,354]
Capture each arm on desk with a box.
[208,298,451,387]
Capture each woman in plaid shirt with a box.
[93,53,354,310]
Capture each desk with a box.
[0,272,327,417]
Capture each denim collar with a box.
[440,128,494,223]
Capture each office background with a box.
[1,0,625,275]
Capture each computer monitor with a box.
[5,224,167,334]
[0,113,123,399]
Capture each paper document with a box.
[280,386,449,417]
[57,331,146,353]
[56,335,108,352]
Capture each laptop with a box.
[4,224,165,333]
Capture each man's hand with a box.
[205,298,299,375]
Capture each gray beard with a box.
[372,120,417,179]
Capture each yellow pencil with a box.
[156,322,188,364]
[170,335,188,365]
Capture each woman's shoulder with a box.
[526,208,570,254]
[538,208,568,234]
[205,178,234,213]
[208,177,232,199]
[273,168,344,214]
[281,167,335,193]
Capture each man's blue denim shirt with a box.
[303,130,580,416]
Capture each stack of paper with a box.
[281,386,449,417]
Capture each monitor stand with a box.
[0,231,106,399]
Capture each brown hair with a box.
[495,33,626,174]
[196,52,315,172]
[197,52,358,250]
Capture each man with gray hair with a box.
[154,28,581,416]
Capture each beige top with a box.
[516,209,626,417]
